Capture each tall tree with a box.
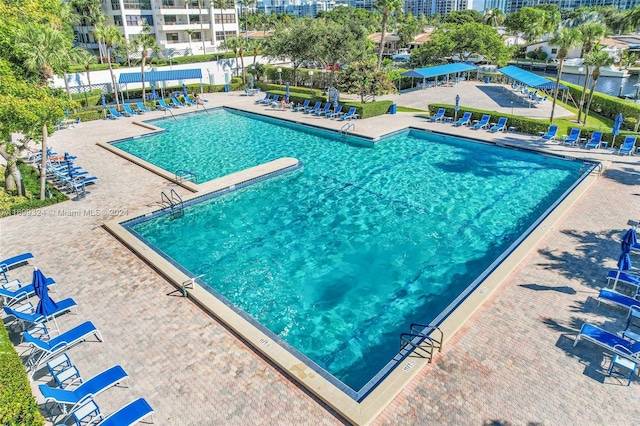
[79,49,96,91]
[335,61,395,103]
[548,26,580,124]
[375,0,402,70]
[483,8,506,27]
[15,24,76,199]
[576,22,607,122]
[132,24,161,103]
[93,23,125,108]
[185,29,196,54]
[582,48,613,125]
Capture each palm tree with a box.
[548,26,580,124]
[483,8,505,27]
[237,0,256,32]
[246,38,262,65]
[221,37,241,79]
[576,22,607,122]
[80,50,97,91]
[93,23,125,108]
[224,36,246,84]
[132,24,161,103]
[375,0,402,70]
[185,29,196,54]
[582,49,613,125]
[15,24,72,199]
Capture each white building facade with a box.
[73,0,240,58]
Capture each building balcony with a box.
[155,22,210,31]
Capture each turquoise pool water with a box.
[121,109,585,393]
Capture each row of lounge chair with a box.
[429,109,508,132]
[45,152,97,199]
[108,95,205,119]
[0,253,155,425]
[573,230,640,385]
[546,127,638,154]
[254,94,359,121]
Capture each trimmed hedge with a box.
[561,79,640,128]
[0,325,45,425]
[1,161,68,217]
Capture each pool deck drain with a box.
[2,87,640,425]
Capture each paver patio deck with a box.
[1,87,640,425]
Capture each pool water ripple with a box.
[124,109,585,391]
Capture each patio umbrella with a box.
[454,94,460,120]
[612,227,636,291]
[612,113,623,146]
[151,83,158,101]
[250,74,254,89]
[285,82,290,100]
[182,83,188,98]
[101,94,106,118]
[33,268,59,332]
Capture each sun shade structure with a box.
[118,69,202,84]
[498,65,566,90]
[401,63,478,79]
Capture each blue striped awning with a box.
[118,69,202,84]
[401,63,478,79]
[498,66,566,90]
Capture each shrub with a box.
[560,78,640,124]
[536,51,548,61]
[0,161,67,217]
[0,325,45,425]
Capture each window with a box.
[192,32,202,41]
[189,15,200,23]
[162,0,175,6]
[113,15,123,26]
[125,15,154,26]
[166,33,179,42]
[215,30,236,39]
[551,48,558,54]
[111,0,120,10]
[214,14,236,24]
[164,15,177,24]
[122,0,151,9]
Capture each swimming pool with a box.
[116,109,589,398]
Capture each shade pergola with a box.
[118,69,202,84]
[498,65,566,90]
[401,63,478,79]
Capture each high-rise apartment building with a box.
[484,0,640,14]
[73,0,239,58]
[255,0,336,17]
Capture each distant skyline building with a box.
[255,0,337,16]
[484,0,640,14]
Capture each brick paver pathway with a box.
[2,92,639,425]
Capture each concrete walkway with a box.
[1,90,639,425]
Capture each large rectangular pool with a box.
[117,109,589,398]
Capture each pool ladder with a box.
[160,188,184,219]
[175,169,198,184]
[399,324,443,363]
[340,122,355,135]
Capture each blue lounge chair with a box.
[326,105,343,118]
[541,124,558,140]
[597,289,640,312]
[618,136,636,155]
[267,95,280,107]
[122,104,137,117]
[315,103,332,116]
[255,93,270,104]
[303,101,321,114]
[472,114,490,130]
[3,297,77,331]
[453,112,471,127]
[0,277,56,306]
[585,131,603,149]
[156,99,171,111]
[337,107,358,121]
[606,270,640,293]
[39,365,129,415]
[489,117,508,132]
[108,108,122,119]
[574,323,640,362]
[292,100,310,112]
[24,321,103,375]
[183,94,196,106]
[562,128,581,146]
[0,252,34,282]
[171,97,185,108]
[97,398,155,426]
[136,102,151,113]
[429,108,445,122]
